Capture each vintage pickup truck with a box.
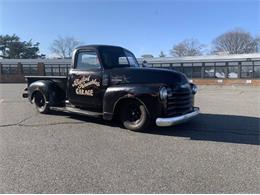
[23,45,199,131]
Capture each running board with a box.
[50,106,103,118]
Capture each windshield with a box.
[100,47,139,68]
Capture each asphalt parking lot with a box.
[0,83,259,193]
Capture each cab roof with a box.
[75,44,126,51]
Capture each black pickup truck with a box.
[23,45,199,131]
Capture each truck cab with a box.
[68,45,139,112]
[23,45,199,131]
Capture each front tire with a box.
[33,91,50,114]
[119,100,150,131]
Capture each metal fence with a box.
[0,63,70,76]
[0,56,260,79]
[44,64,70,76]
[1,64,18,75]
[22,64,38,75]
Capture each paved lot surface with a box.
[0,84,259,193]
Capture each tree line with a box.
[0,28,259,59]
[0,34,43,59]
[150,29,259,58]
[0,35,80,59]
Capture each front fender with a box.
[103,84,164,120]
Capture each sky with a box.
[0,0,259,57]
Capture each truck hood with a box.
[108,67,188,87]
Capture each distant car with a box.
[23,45,199,131]
[215,72,225,78]
[228,72,238,78]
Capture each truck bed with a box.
[25,76,68,92]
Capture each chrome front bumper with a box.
[156,107,200,127]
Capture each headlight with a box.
[159,87,168,101]
[190,83,198,94]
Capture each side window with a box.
[118,57,128,65]
[76,51,100,69]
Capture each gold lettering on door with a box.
[72,76,100,96]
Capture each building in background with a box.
[141,53,260,85]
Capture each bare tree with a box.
[212,29,258,54]
[50,36,80,58]
[170,39,204,57]
[159,51,166,57]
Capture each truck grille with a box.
[166,88,193,116]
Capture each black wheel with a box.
[119,100,150,131]
[34,91,49,114]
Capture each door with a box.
[68,50,103,111]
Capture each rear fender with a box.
[28,80,64,106]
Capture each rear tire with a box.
[33,91,50,114]
[119,100,150,131]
